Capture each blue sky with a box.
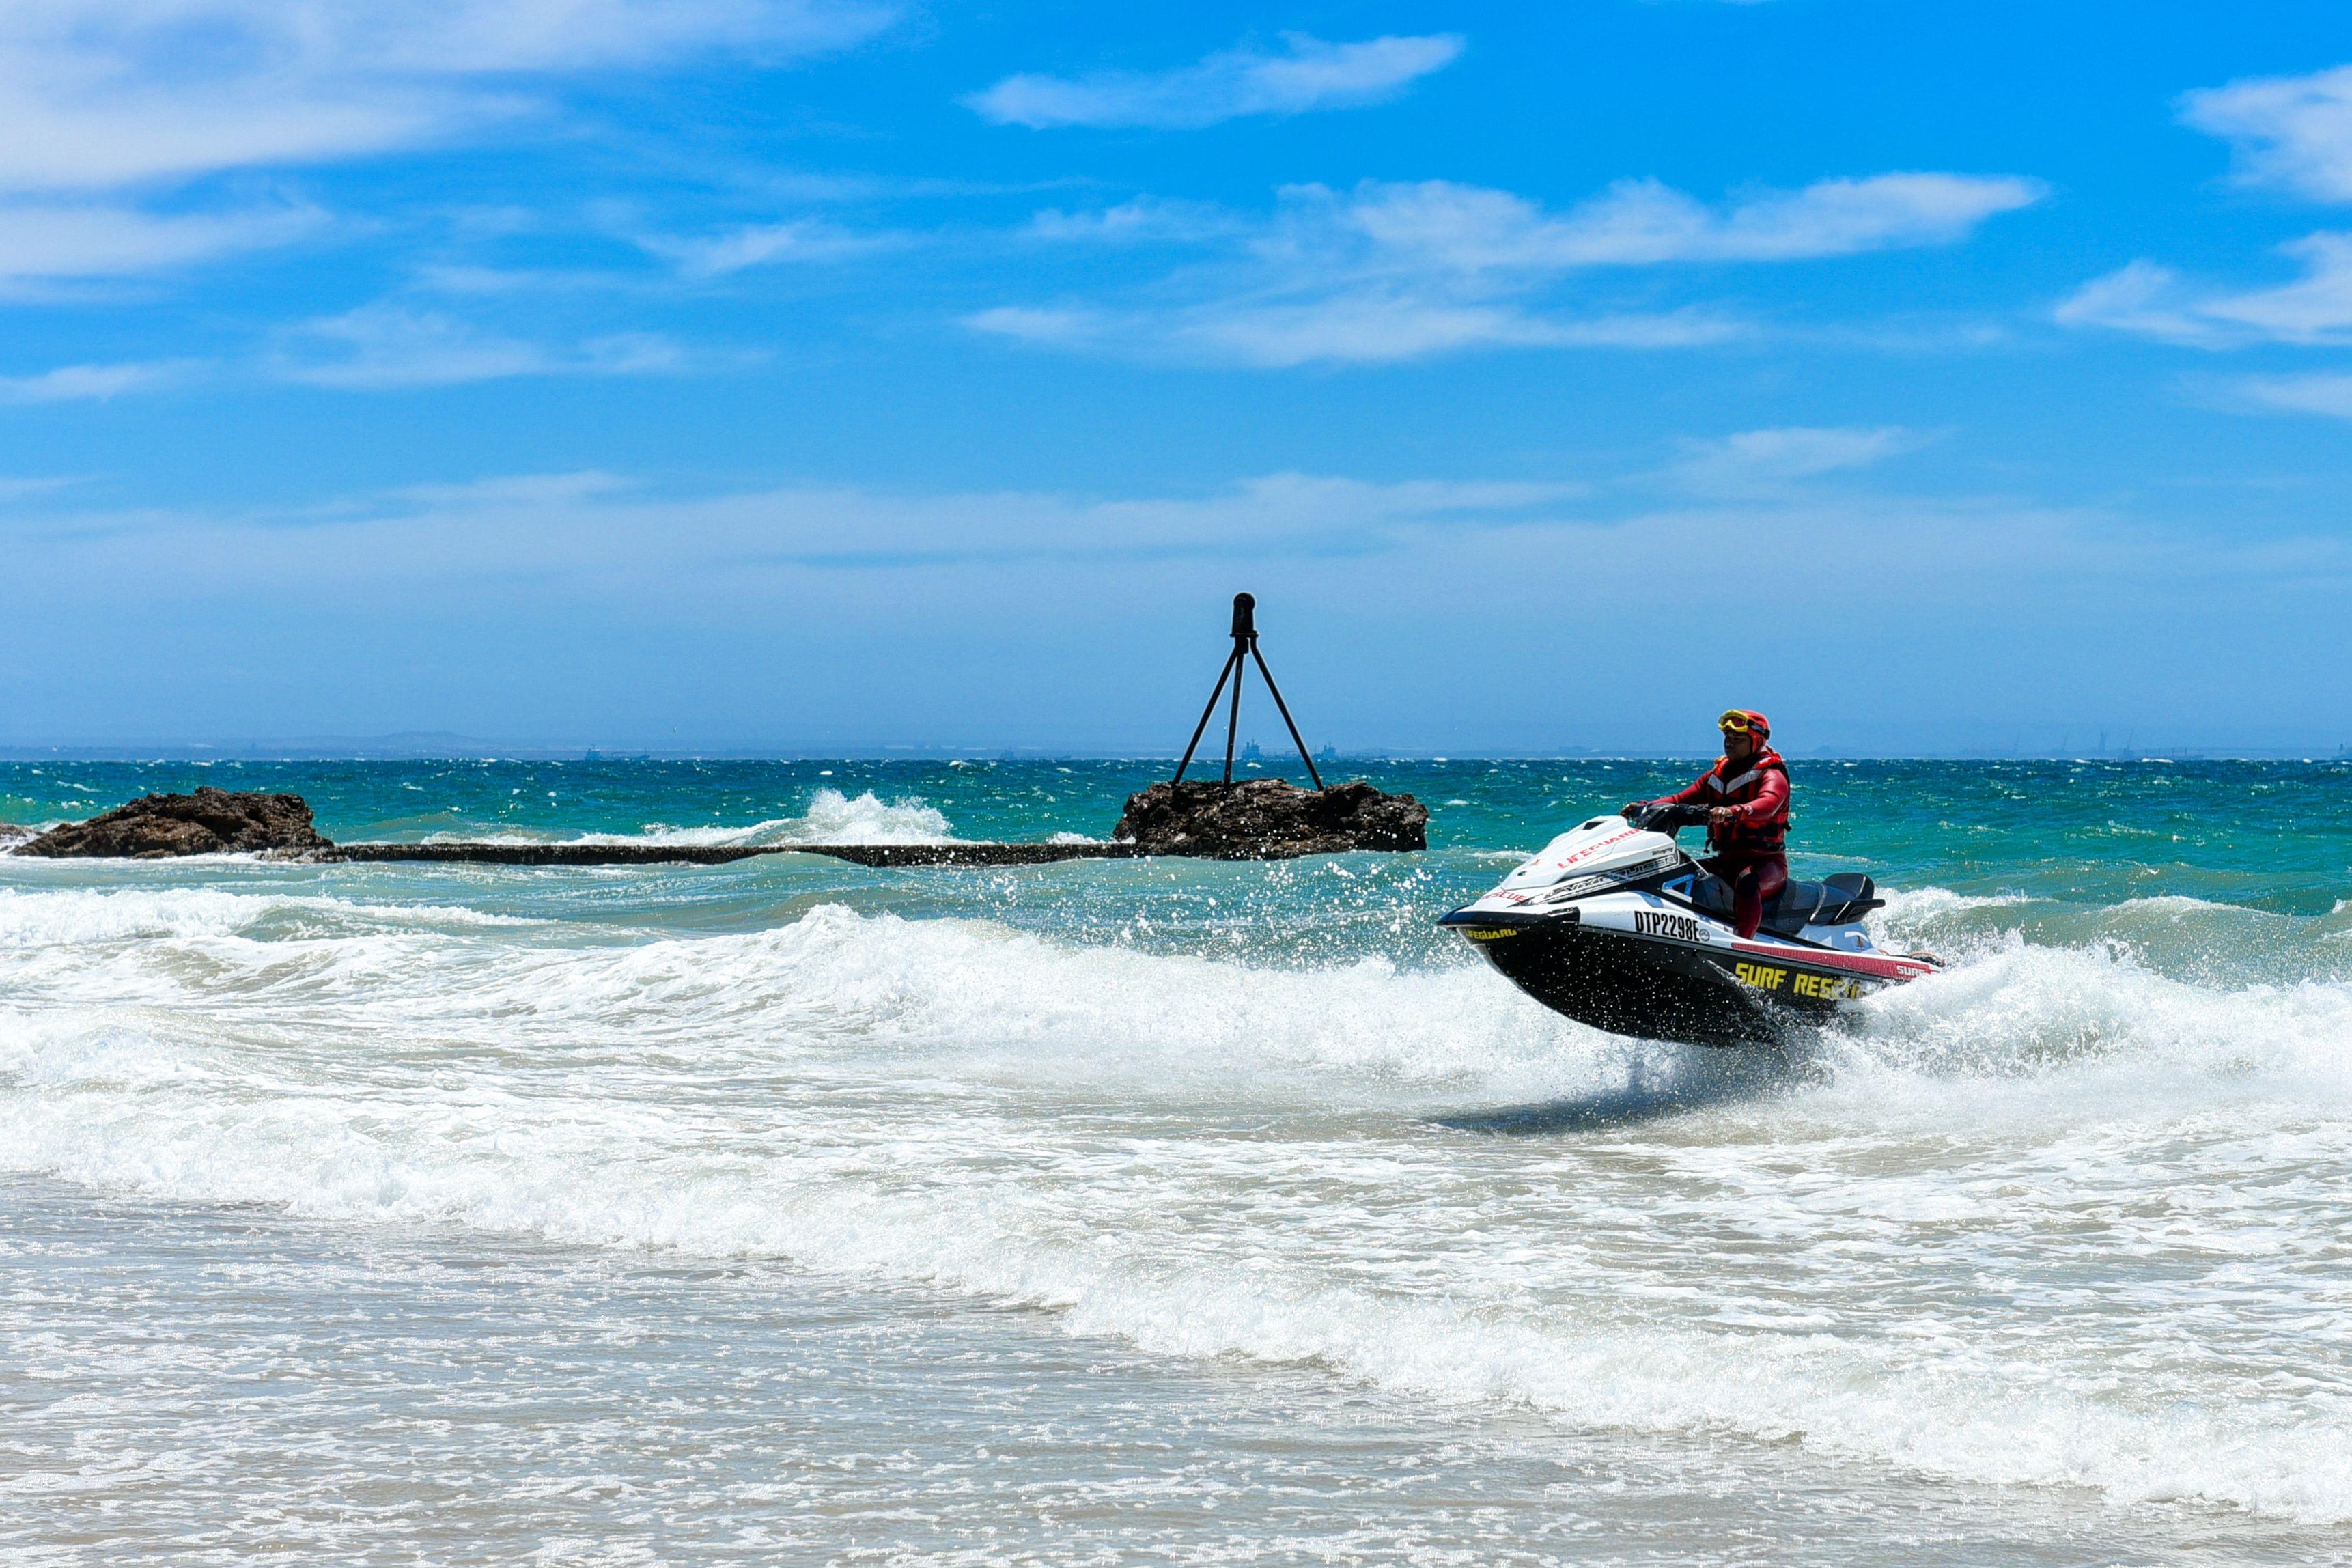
[5,0,2352,754]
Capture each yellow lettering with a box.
[1735,962,1793,991]
[1795,975,1865,1002]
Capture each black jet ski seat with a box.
[1684,870,1884,934]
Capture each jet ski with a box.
[1440,803,1940,1046]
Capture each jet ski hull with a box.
[1453,914,1898,1046]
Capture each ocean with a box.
[3,757,2349,1564]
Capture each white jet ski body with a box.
[1439,806,1937,1046]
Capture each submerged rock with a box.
[1112,779,1427,859]
[14,786,331,858]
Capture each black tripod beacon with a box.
[1171,593,1325,789]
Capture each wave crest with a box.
[420,788,961,848]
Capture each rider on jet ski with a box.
[1623,710,1789,940]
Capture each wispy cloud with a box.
[637,219,895,278]
[969,299,1739,368]
[966,32,1463,130]
[0,0,897,195]
[2181,63,2352,203]
[1026,197,1240,245]
[411,263,637,295]
[0,1,897,292]
[276,303,691,389]
[1672,425,1929,494]
[12,465,2352,755]
[4,469,1590,597]
[0,359,187,402]
[2058,234,2352,347]
[0,200,322,289]
[1308,174,2044,270]
[977,173,2041,365]
[2230,372,2352,421]
[2064,61,2352,412]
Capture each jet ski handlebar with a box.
[1623,802,1711,835]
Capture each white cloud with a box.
[639,219,891,278]
[0,1,893,290]
[962,306,1108,346]
[0,475,83,501]
[2058,234,2352,347]
[2230,372,2352,420]
[0,0,895,194]
[2,470,1590,601]
[1316,174,2043,272]
[967,297,1739,367]
[0,359,185,402]
[979,173,2039,366]
[2200,232,2352,341]
[1037,176,2043,270]
[1026,197,1239,245]
[0,200,320,288]
[966,31,1462,130]
[412,263,629,294]
[2054,260,2217,345]
[1673,426,1927,493]
[2063,66,2352,376]
[1183,300,1737,367]
[276,303,690,388]
[2181,63,2352,203]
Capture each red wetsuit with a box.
[1651,748,1790,939]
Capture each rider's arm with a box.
[1623,772,1714,815]
[1658,774,1716,808]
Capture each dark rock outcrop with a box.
[1112,779,1427,859]
[14,786,331,858]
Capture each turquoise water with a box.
[13,755,2350,904]
[5,758,2352,1562]
[10,754,2351,960]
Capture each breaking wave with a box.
[2,879,2350,1524]
[421,788,959,848]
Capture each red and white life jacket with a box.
[1701,746,1789,856]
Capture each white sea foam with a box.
[420,789,959,848]
[591,789,959,847]
[0,885,540,947]
[3,883,2351,1524]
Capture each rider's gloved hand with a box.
[1619,803,1642,818]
